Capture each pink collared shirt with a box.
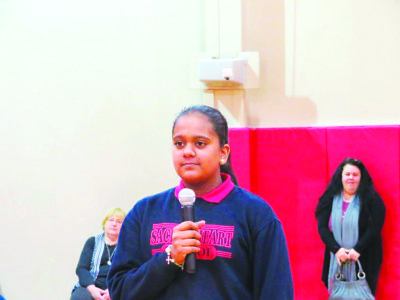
[174,173,235,204]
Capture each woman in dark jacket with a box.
[315,158,385,295]
[71,208,126,300]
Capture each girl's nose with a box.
[183,143,195,156]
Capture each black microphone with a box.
[178,188,197,273]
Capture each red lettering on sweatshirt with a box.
[150,223,175,245]
[150,223,234,260]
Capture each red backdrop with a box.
[229,126,400,300]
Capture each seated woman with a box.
[315,158,385,296]
[71,208,126,300]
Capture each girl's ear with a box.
[219,144,230,165]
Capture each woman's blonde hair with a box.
[102,207,126,230]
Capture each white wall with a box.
[242,0,400,127]
[286,0,400,126]
[0,1,203,299]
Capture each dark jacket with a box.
[317,193,385,294]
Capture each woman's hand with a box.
[86,285,109,300]
[103,289,110,300]
[335,248,350,266]
[348,248,360,261]
[170,220,206,265]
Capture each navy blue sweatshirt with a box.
[107,185,294,299]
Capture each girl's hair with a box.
[315,158,377,217]
[102,207,126,230]
[172,105,239,185]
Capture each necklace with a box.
[105,243,116,265]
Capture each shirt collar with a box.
[174,173,235,203]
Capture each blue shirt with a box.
[108,181,294,299]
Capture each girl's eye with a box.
[196,141,206,147]
[174,141,184,147]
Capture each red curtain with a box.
[229,126,400,300]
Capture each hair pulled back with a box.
[172,105,239,186]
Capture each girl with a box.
[107,105,294,299]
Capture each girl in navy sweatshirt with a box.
[107,105,294,299]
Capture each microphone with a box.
[178,188,196,273]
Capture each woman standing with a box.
[108,105,293,299]
[71,208,126,300]
[316,158,385,295]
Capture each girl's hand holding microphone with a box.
[170,220,206,265]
